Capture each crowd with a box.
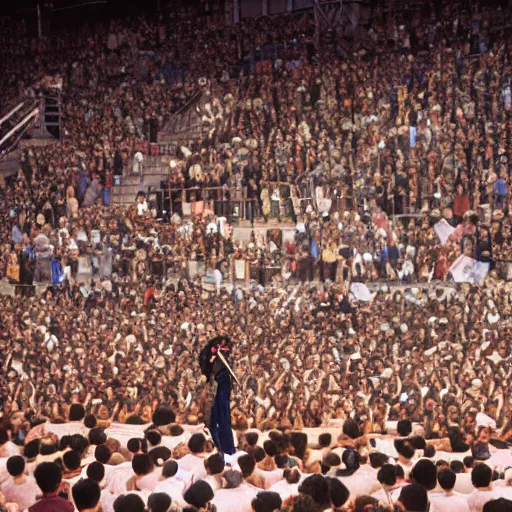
[1,0,512,510]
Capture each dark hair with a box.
[284,468,301,484]
[72,479,101,511]
[34,462,62,494]
[463,456,474,469]
[95,444,112,464]
[132,453,154,476]
[290,432,308,460]
[275,454,289,469]
[162,460,178,478]
[24,439,41,459]
[399,442,415,460]
[0,428,9,445]
[63,450,81,471]
[170,425,184,436]
[40,439,58,456]
[70,434,89,456]
[354,495,379,512]
[288,494,318,512]
[69,403,86,421]
[148,492,172,512]
[318,433,332,448]
[395,465,405,479]
[89,427,107,446]
[238,454,256,478]
[60,435,73,451]
[245,432,259,446]
[298,474,330,508]
[472,463,492,488]
[438,468,456,491]
[86,461,105,483]
[263,440,278,458]
[83,414,97,429]
[205,453,225,475]
[398,483,428,512]
[326,477,350,508]
[251,491,282,512]
[151,406,176,427]
[183,481,214,508]
[377,464,397,487]
[7,456,25,477]
[148,446,172,467]
[397,419,412,437]
[253,447,266,463]
[423,445,436,458]
[483,498,512,512]
[408,436,426,450]
[369,452,388,469]
[145,430,162,447]
[436,459,449,468]
[450,460,465,474]
[113,493,145,512]
[127,438,148,454]
[411,459,437,491]
[343,418,361,439]
[188,433,206,454]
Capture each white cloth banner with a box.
[449,255,489,284]
[434,219,455,245]
[350,282,376,302]
[235,259,246,280]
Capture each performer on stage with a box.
[199,336,238,455]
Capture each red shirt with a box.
[29,494,74,512]
[453,193,470,217]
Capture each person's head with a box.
[162,460,178,479]
[483,499,512,512]
[132,454,154,477]
[251,491,282,512]
[369,452,388,469]
[71,434,89,456]
[89,427,107,446]
[24,439,41,460]
[450,460,465,474]
[113,494,145,512]
[398,442,415,461]
[342,418,361,440]
[245,432,259,447]
[84,414,97,429]
[398,483,428,512]
[263,440,278,458]
[318,433,332,449]
[438,468,456,492]
[238,454,257,478]
[188,433,206,454]
[377,464,397,487]
[222,470,244,489]
[253,447,266,463]
[408,436,426,451]
[86,461,105,483]
[145,430,162,447]
[152,406,176,427]
[275,454,289,469]
[410,459,437,491]
[288,494,318,512]
[34,461,62,494]
[148,446,172,467]
[463,456,475,470]
[397,419,413,437]
[147,493,172,512]
[472,462,492,489]
[284,468,301,484]
[72,479,101,512]
[436,460,449,471]
[353,496,379,512]
[423,445,436,458]
[183,481,214,509]
[205,453,225,475]
[325,477,350,508]
[95,444,112,464]
[7,456,25,477]
[321,452,341,474]
[298,474,330,509]
[69,403,86,421]
[63,450,81,472]
[126,437,147,455]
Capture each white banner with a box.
[350,282,376,302]
[434,219,455,245]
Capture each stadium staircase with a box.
[111,90,206,206]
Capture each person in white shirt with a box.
[183,480,215,511]
[467,463,501,512]
[201,453,225,492]
[154,460,188,506]
[85,461,118,512]
[130,454,161,492]
[430,469,470,512]
[0,456,39,510]
[250,491,282,512]
[72,478,102,512]
[371,463,405,505]
[268,468,301,501]
[176,434,208,482]
[0,429,20,459]
[211,470,259,512]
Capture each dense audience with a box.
[2,0,512,511]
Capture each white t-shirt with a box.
[454,473,475,495]
[211,482,259,512]
[1,476,40,510]
[429,492,470,512]
[467,488,501,512]
[176,454,207,482]
[154,477,187,501]
[268,479,300,501]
